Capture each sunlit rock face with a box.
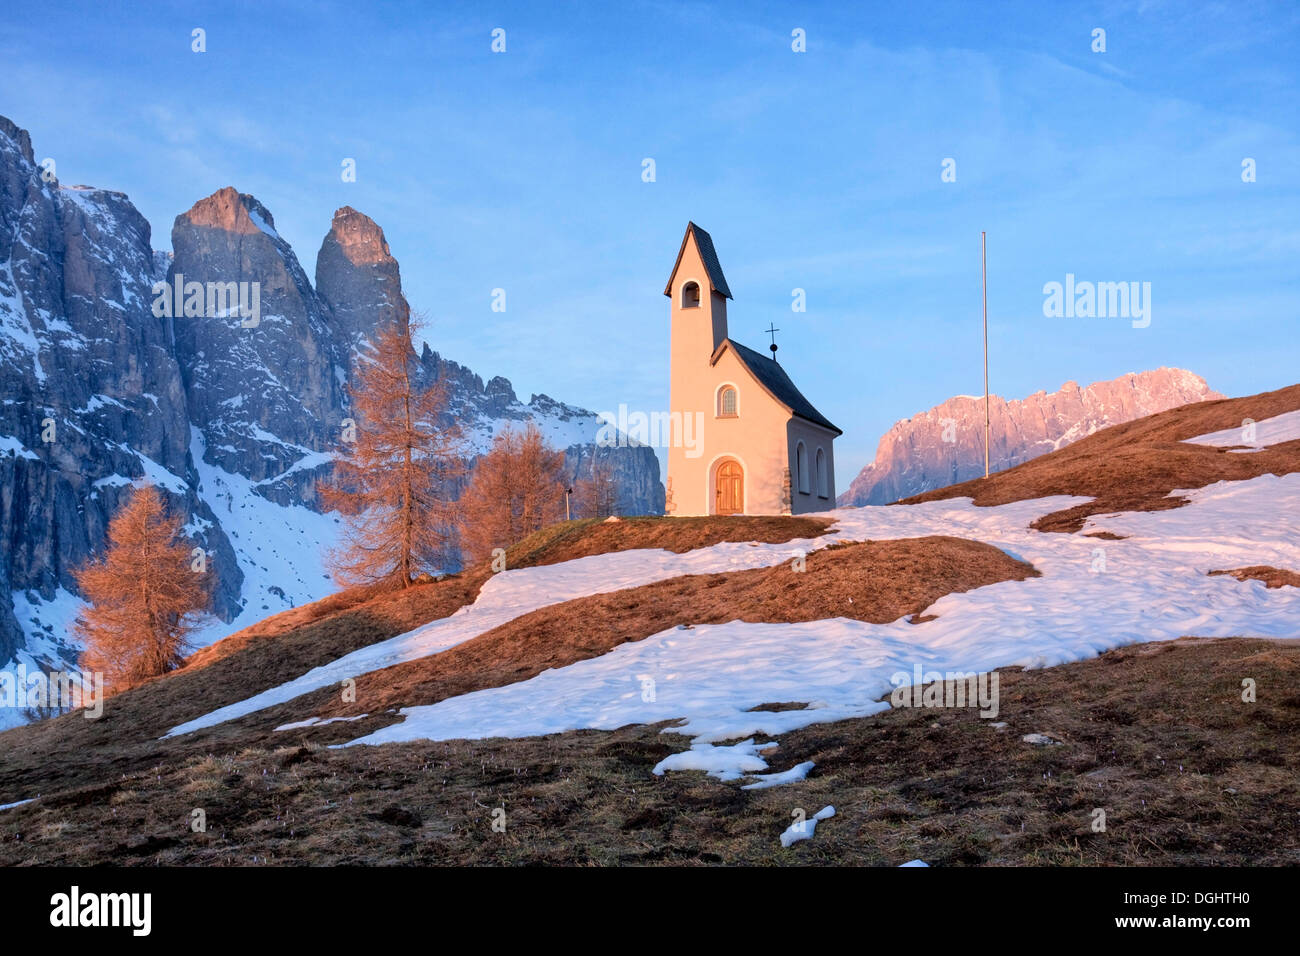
[0,115,662,677]
[839,369,1224,507]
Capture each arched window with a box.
[717,385,737,417]
[796,442,810,494]
[815,447,828,498]
[681,281,701,308]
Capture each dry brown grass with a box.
[502,514,832,565]
[264,536,1036,729]
[190,514,831,672]
[3,636,1296,866]
[1209,566,1300,589]
[904,383,1300,532]
[0,575,481,807]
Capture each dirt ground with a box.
[4,411,1296,867]
[1209,566,1300,589]
[0,534,1027,803]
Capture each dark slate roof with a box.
[664,222,733,300]
[726,339,842,435]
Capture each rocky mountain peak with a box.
[326,206,393,266]
[178,186,277,237]
[0,114,34,165]
[316,205,408,351]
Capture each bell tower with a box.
[664,222,731,365]
[665,222,733,516]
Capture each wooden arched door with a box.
[715,459,744,515]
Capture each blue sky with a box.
[4,0,1298,486]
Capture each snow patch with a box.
[163,529,830,737]
[742,761,816,790]
[1185,409,1300,450]
[188,426,342,648]
[338,476,1300,756]
[780,805,835,847]
[652,739,770,781]
[274,714,368,731]
[0,435,38,460]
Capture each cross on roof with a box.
[765,322,780,358]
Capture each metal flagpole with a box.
[982,231,989,480]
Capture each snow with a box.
[333,474,1300,752]
[1185,409,1300,450]
[59,185,111,219]
[76,394,128,415]
[163,530,828,737]
[274,714,368,731]
[107,443,188,494]
[652,739,771,780]
[742,761,816,790]
[0,435,39,460]
[899,859,929,867]
[348,617,898,748]
[90,473,132,492]
[780,806,835,847]
[2,586,85,731]
[0,799,35,812]
[187,427,342,647]
[464,410,608,457]
[0,259,46,383]
[252,450,334,488]
[166,473,1300,774]
[246,206,279,239]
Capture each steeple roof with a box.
[663,221,733,300]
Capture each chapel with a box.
[665,222,841,516]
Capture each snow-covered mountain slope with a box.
[839,368,1224,506]
[187,428,342,645]
[349,474,1300,753]
[164,471,1300,774]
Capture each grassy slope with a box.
[238,536,1037,737]
[3,637,1296,865]
[3,389,1298,866]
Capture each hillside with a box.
[5,637,1296,866]
[1,388,1297,865]
[904,383,1300,531]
